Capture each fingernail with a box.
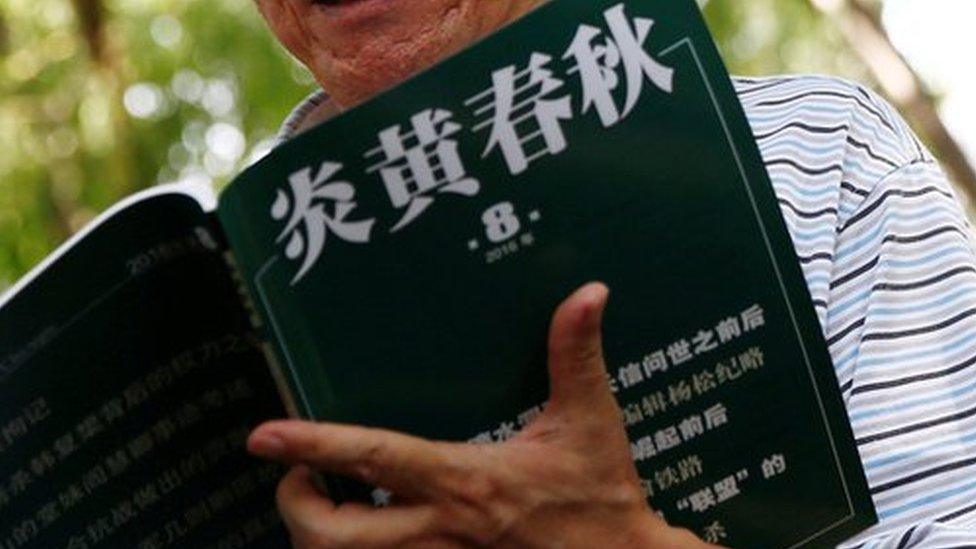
[248,432,285,458]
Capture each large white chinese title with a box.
[271,3,674,284]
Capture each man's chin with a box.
[315,50,435,109]
[307,10,478,108]
[290,0,545,109]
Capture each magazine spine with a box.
[222,249,303,420]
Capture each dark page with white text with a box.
[0,186,289,548]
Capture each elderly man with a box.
[246,1,976,547]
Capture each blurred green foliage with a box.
[0,0,873,289]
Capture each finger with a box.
[249,420,468,499]
[278,465,445,548]
[546,282,616,414]
[276,465,335,535]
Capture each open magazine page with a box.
[218,0,876,545]
[0,185,288,548]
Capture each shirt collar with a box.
[276,89,338,143]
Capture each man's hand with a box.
[247,283,715,548]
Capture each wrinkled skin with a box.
[254,0,545,108]
[249,286,716,548]
[250,3,719,547]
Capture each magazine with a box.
[0,0,876,546]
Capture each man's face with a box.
[256,0,545,108]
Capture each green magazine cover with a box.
[217,0,878,546]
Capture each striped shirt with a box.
[280,75,976,548]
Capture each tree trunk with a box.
[0,8,9,55]
[809,0,976,208]
[68,0,138,202]
[72,0,106,64]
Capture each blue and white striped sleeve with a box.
[737,75,976,548]
[836,157,976,548]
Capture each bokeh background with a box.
[0,0,972,291]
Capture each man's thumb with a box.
[546,282,614,411]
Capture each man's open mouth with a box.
[306,0,391,20]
